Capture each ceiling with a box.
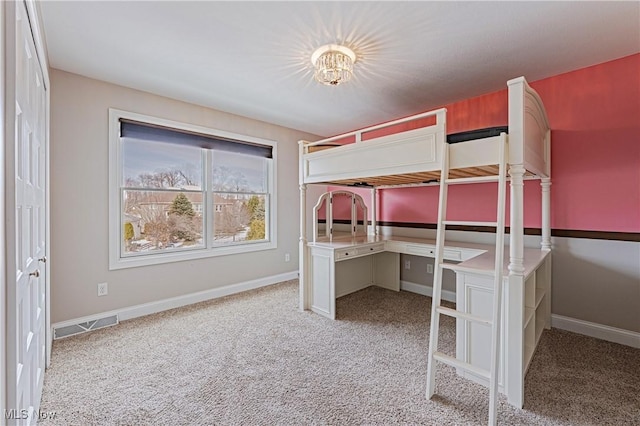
[39,1,639,138]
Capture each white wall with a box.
[50,69,320,324]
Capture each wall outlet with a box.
[404,260,411,270]
[285,253,290,262]
[427,264,434,274]
[97,282,108,297]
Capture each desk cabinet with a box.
[455,251,551,407]
[310,242,398,319]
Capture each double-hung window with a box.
[109,109,276,269]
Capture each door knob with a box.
[38,256,47,263]
[29,269,40,278]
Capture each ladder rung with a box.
[440,263,496,276]
[443,220,498,227]
[433,352,491,379]
[445,176,500,184]
[436,306,493,325]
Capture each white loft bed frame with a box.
[298,75,551,298]
[297,77,551,408]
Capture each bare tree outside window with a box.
[211,151,268,244]
[123,175,204,253]
[212,165,248,192]
[214,196,251,242]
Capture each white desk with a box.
[306,234,551,408]
[308,234,488,319]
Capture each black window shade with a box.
[120,119,272,159]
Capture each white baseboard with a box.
[400,280,456,303]
[52,273,639,350]
[551,314,640,349]
[52,271,298,331]
[399,282,640,349]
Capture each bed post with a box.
[371,188,378,236]
[540,177,553,332]
[541,126,552,251]
[507,166,526,280]
[507,164,526,409]
[541,178,551,250]
[299,141,309,311]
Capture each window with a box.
[109,109,277,269]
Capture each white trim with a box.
[24,0,53,368]
[400,280,456,303]
[52,271,298,331]
[0,1,7,415]
[110,240,277,270]
[2,1,18,417]
[108,108,278,270]
[551,314,640,349]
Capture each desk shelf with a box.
[524,307,535,330]
[455,251,551,404]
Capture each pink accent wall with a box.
[322,187,374,219]
[378,180,543,227]
[358,54,638,233]
[316,188,372,220]
[327,55,639,232]
[532,54,639,232]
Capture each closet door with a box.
[6,1,48,424]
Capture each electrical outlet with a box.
[404,260,411,270]
[427,264,434,274]
[285,253,290,262]
[97,282,108,297]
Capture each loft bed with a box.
[300,83,548,187]
[298,75,551,248]
[297,76,552,409]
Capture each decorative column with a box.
[506,163,526,408]
[371,188,378,236]
[298,140,309,311]
[540,178,551,251]
[299,183,308,311]
[509,165,526,276]
[540,177,552,331]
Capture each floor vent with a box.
[53,315,119,339]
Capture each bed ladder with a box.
[426,133,508,426]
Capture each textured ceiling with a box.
[40,1,639,137]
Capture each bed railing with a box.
[302,108,447,153]
[299,109,447,185]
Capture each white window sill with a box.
[109,240,276,270]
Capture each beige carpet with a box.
[40,280,640,425]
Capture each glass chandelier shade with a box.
[311,44,356,86]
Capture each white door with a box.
[7,2,48,424]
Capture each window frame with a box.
[109,108,277,270]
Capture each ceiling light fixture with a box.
[311,44,356,86]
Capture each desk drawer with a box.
[386,242,460,260]
[335,247,358,260]
[362,243,384,255]
[406,244,435,257]
[335,243,384,261]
